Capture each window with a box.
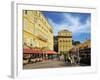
[63,40,65,42]
[30,39,33,47]
[39,12,40,17]
[39,23,41,27]
[30,43,32,47]
[25,10,27,14]
[34,17,37,23]
[60,40,62,42]
[36,11,38,14]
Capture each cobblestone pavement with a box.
[23,60,80,69]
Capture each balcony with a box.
[58,36,72,38]
[37,33,48,42]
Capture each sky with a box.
[42,11,91,43]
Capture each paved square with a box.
[23,60,80,69]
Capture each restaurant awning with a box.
[43,50,57,54]
[23,48,42,54]
[23,48,33,53]
[23,48,57,54]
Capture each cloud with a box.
[48,18,69,35]
[47,13,91,36]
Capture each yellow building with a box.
[23,10,54,50]
[58,29,72,55]
[76,40,91,50]
[69,40,91,65]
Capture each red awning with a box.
[43,50,57,54]
[23,48,43,54]
[23,48,57,54]
[32,48,43,54]
[23,48,33,53]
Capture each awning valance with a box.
[23,48,57,54]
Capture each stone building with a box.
[58,29,72,56]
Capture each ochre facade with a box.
[23,10,54,50]
[58,29,72,54]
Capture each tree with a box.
[54,36,58,52]
[72,40,81,46]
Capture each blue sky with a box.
[42,11,91,43]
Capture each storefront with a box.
[23,48,57,64]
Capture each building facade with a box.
[69,40,91,65]
[23,10,55,64]
[23,10,54,50]
[78,40,91,65]
[58,29,72,55]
